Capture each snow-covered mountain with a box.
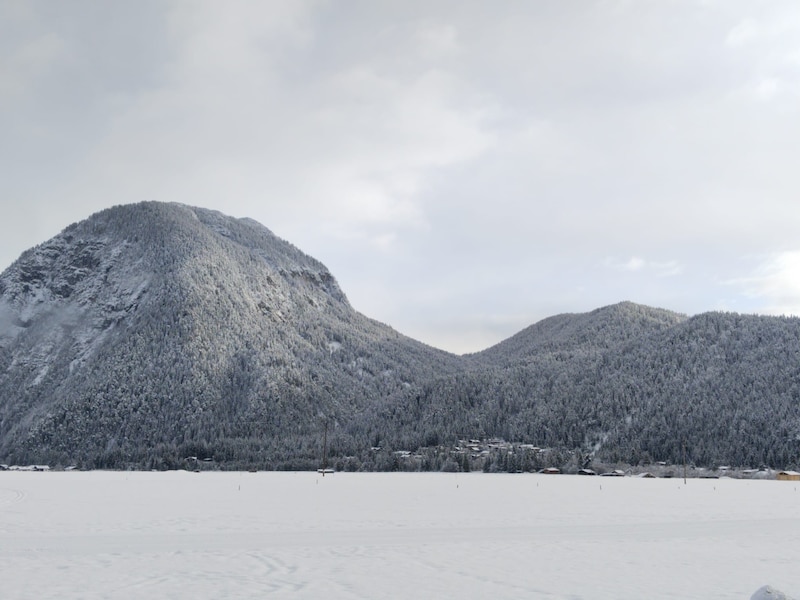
[0,202,460,468]
[1,202,799,471]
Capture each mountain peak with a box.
[1,201,348,310]
[474,301,687,365]
[0,202,465,467]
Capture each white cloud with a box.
[604,257,682,278]
[754,77,782,99]
[58,3,495,251]
[732,251,800,316]
[623,257,645,272]
[726,18,759,47]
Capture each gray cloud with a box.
[3,1,800,352]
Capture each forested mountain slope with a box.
[0,202,461,468]
[473,302,687,365]
[359,310,800,470]
[0,202,798,471]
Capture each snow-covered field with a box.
[1,471,798,599]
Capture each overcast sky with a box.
[2,1,800,354]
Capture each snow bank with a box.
[752,586,795,600]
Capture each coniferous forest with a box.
[0,202,798,472]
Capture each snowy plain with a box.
[1,471,798,599]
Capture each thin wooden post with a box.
[321,420,328,476]
[682,441,687,484]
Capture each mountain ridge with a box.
[1,202,798,471]
[473,301,688,366]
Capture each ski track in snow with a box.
[0,471,798,599]
[0,485,27,509]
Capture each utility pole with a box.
[321,419,329,476]
[682,441,687,484]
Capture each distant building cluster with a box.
[0,464,52,471]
